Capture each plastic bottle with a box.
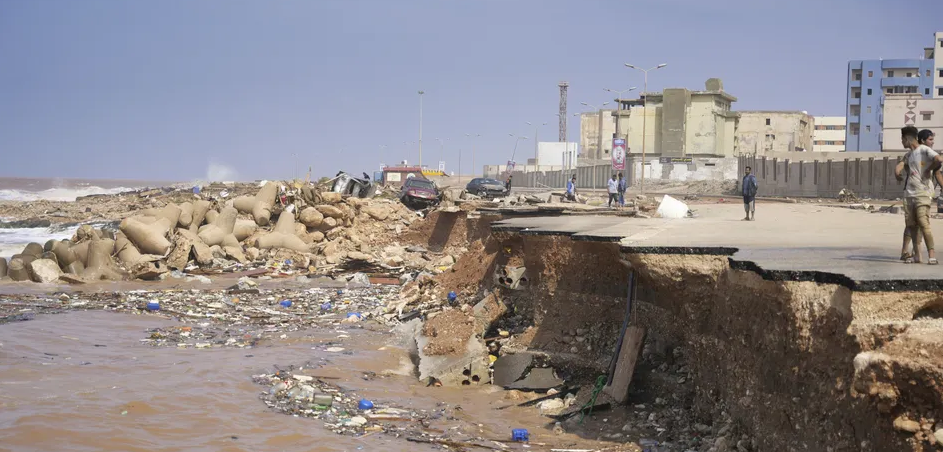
[447,291,457,304]
[280,300,292,308]
[358,399,374,410]
[146,301,160,311]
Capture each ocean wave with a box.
[0,186,137,202]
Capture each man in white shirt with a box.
[895,126,943,264]
[607,174,619,208]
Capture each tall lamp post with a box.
[525,121,548,164]
[418,90,424,168]
[603,87,637,142]
[624,63,667,195]
[465,133,481,179]
[509,134,528,167]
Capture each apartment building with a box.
[845,31,943,151]
[736,111,813,155]
[812,116,846,152]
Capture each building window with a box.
[927,70,932,77]
[924,113,933,121]
[850,126,859,136]
[940,69,943,78]
[868,71,873,77]
[765,134,776,140]
[887,88,894,94]
[867,106,871,113]
[854,73,862,81]
[939,88,943,96]
[765,118,771,126]
[888,70,895,77]
[907,86,918,94]
[927,88,932,95]
[866,89,872,95]
[866,125,871,132]
[906,72,913,78]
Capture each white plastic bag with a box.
[656,195,689,219]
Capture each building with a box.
[881,94,943,152]
[577,78,740,158]
[845,31,943,151]
[578,110,628,160]
[812,116,846,152]
[735,111,813,155]
[535,142,578,167]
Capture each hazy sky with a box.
[1,0,940,181]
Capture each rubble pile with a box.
[0,181,451,284]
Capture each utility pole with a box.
[418,90,424,168]
[604,87,637,143]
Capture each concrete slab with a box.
[491,203,943,291]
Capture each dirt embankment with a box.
[441,230,943,451]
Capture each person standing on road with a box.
[565,175,578,202]
[617,172,627,207]
[607,174,619,208]
[505,175,513,194]
[742,166,758,221]
[896,126,943,264]
[900,129,940,261]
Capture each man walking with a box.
[607,174,619,208]
[742,166,757,221]
[895,126,943,264]
[565,175,578,202]
[617,172,628,207]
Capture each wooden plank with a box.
[602,326,645,403]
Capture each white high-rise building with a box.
[812,116,846,152]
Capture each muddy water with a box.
[0,311,556,452]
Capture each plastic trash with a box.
[320,302,332,311]
[447,291,457,304]
[192,186,201,194]
[312,393,333,408]
[146,301,160,311]
[346,312,362,320]
[639,438,659,452]
[358,399,374,410]
[280,300,292,308]
[655,195,690,219]
[511,429,529,442]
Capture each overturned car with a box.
[332,171,376,198]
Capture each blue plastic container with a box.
[146,302,160,311]
[511,429,529,442]
[447,291,457,304]
[347,312,362,320]
[280,300,292,308]
[357,399,374,410]
[192,186,201,194]
[320,302,332,311]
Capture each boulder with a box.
[299,207,324,228]
[320,217,338,230]
[246,247,261,261]
[320,192,342,204]
[316,205,345,219]
[28,259,62,283]
[347,251,373,261]
[309,231,325,243]
[224,246,247,263]
[255,212,309,253]
[362,204,390,221]
[166,231,195,270]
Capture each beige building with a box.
[881,93,943,152]
[812,116,846,152]
[578,110,628,160]
[578,78,740,158]
[736,111,813,155]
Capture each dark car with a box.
[465,178,509,199]
[399,177,441,209]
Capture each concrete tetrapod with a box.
[139,204,183,229]
[7,256,32,281]
[22,242,44,258]
[189,200,212,234]
[254,211,309,253]
[82,235,125,281]
[119,217,173,255]
[177,202,194,228]
[51,240,85,274]
[114,232,163,267]
[0,257,6,278]
[233,182,278,226]
[204,209,219,225]
[233,219,258,242]
[198,206,239,247]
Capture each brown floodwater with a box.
[0,310,578,452]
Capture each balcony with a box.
[849,96,861,105]
[848,115,860,123]
[881,59,921,70]
[882,77,921,87]
[849,79,861,88]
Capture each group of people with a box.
[563,173,628,207]
[896,127,941,264]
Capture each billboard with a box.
[611,138,626,171]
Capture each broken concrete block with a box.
[493,353,535,387]
[506,367,563,391]
[28,258,61,283]
[166,231,195,270]
[255,212,309,253]
[192,241,214,265]
[495,266,527,290]
[132,261,167,280]
[246,247,261,261]
[224,245,247,263]
[472,293,508,334]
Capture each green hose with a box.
[579,375,608,424]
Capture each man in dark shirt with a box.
[742,166,758,221]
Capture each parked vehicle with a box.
[332,171,376,198]
[399,177,441,208]
[465,178,509,199]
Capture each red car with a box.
[399,177,441,209]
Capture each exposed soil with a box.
[420,310,476,356]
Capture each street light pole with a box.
[624,63,667,195]
[466,133,480,179]
[525,121,548,165]
[418,90,424,168]
[509,134,528,165]
[603,87,637,142]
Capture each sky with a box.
[1,0,941,182]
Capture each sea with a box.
[0,177,175,258]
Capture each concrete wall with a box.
[881,95,943,152]
[737,111,813,155]
[537,142,579,166]
[739,154,906,199]
[813,116,846,152]
[662,89,688,157]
